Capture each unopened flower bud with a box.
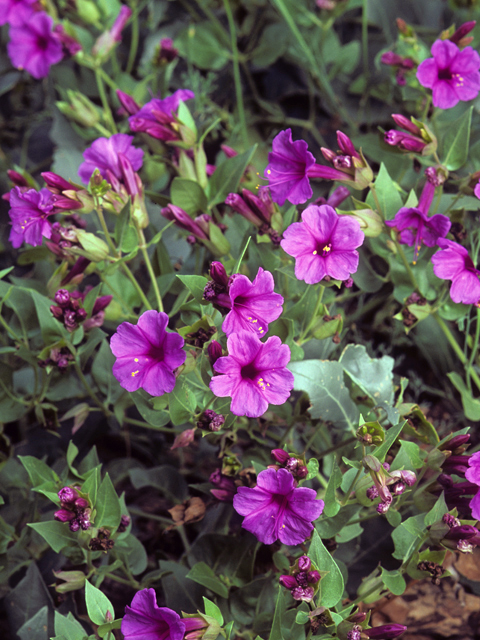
[118,514,131,532]
[439,434,470,451]
[286,457,299,472]
[69,519,80,532]
[347,626,362,640]
[279,575,298,589]
[58,486,79,504]
[449,21,476,45]
[366,486,379,500]
[291,586,314,602]
[298,556,311,571]
[54,289,71,306]
[210,261,229,287]
[307,570,321,584]
[365,624,407,639]
[75,497,89,509]
[271,449,290,464]
[296,465,308,479]
[207,340,223,366]
[54,509,76,522]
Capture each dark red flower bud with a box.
[7,170,29,187]
[69,519,80,532]
[207,340,223,366]
[286,457,299,472]
[365,624,407,639]
[296,465,308,479]
[75,498,89,509]
[307,570,321,584]
[54,509,76,522]
[279,575,298,589]
[449,21,476,45]
[210,262,229,287]
[58,486,79,504]
[439,434,470,451]
[54,289,71,307]
[116,90,141,116]
[445,525,479,541]
[298,555,311,571]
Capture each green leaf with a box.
[447,372,480,421]
[171,178,208,214]
[309,530,344,608]
[203,597,224,625]
[82,465,101,505]
[97,619,122,638]
[85,580,114,625]
[367,163,403,220]
[339,344,394,407]
[187,562,229,598]
[306,457,319,481]
[28,521,77,553]
[207,146,257,208]
[391,514,425,561]
[54,611,87,640]
[323,459,342,517]
[66,440,82,477]
[169,379,198,425]
[114,534,148,575]
[424,493,448,527]
[177,274,209,304]
[289,360,358,429]
[19,455,59,487]
[30,289,69,343]
[129,466,188,501]
[268,588,285,640]
[0,515,15,553]
[441,106,472,170]
[374,421,406,462]
[131,390,170,428]
[177,22,230,70]
[17,605,49,640]
[381,568,406,595]
[94,473,121,530]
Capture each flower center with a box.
[313,243,332,257]
[240,363,271,390]
[36,36,49,51]
[438,68,452,80]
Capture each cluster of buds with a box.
[380,51,415,86]
[50,288,112,332]
[54,486,91,532]
[432,435,475,516]
[225,187,281,245]
[42,171,94,213]
[203,262,231,308]
[161,205,228,255]
[439,513,480,553]
[279,556,320,603]
[444,20,476,48]
[270,449,308,480]
[209,470,237,502]
[38,346,74,372]
[347,623,407,640]
[357,422,385,447]
[197,410,225,432]
[89,527,115,552]
[417,560,444,586]
[184,326,217,348]
[313,131,373,191]
[46,217,86,259]
[364,456,416,514]
[384,114,437,155]
[118,514,131,532]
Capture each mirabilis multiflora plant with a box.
[3,3,480,640]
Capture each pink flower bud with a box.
[116,90,141,116]
[58,486,79,504]
[54,509,75,522]
[307,570,321,584]
[298,555,311,571]
[365,624,407,639]
[207,340,223,366]
[171,428,196,450]
[279,575,298,589]
[271,449,290,464]
[449,21,476,45]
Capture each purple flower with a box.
[0,0,36,26]
[466,452,480,520]
[78,133,144,185]
[233,468,324,545]
[7,12,63,79]
[210,332,294,418]
[281,204,364,284]
[8,186,56,248]
[416,39,480,109]
[128,90,195,141]
[121,589,186,640]
[222,268,283,337]
[431,238,480,305]
[385,181,451,262]
[110,311,186,396]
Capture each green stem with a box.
[137,227,163,312]
[467,307,480,390]
[123,417,172,432]
[395,240,420,290]
[433,312,480,392]
[128,507,173,523]
[223,0,248,147]
[104,572,140,589]
[73,361,110,415]
[94,67,117,134]
[341,467,362,506]
[126,2,139,75]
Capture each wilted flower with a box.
[431,238,480,304]
[386,180,451,262]
[78,133,144,185]
[233,468,324,545]
[210,331,294,418]
[128,89,195,142]
[110,311,186,396]
[281,204,364,284]
[8,12,63,79]
[417,39,480,109]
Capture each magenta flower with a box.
[210,332,294,418]
[431,238,480,305]
[121,589,186,640]
[78,133,144,185]
[0,0,36,26]
[385,180,451,262]
[222,268,284,337]
[466,452,480,520]
[233,468,324,545]
[110,311,186,396]
[7,12,63,79]
[128,89,195,141]
[417,39,480,109]
[281,204,364,284]
[8,186,56,248]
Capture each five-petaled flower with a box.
[385,180,450,262]
[110,311,186,396]
[416,39,480,109]
[7,12,64,79]
[431,238,480,305]
[222,268,284,337]
[78,133,144,185]
[8,186,56,248]
[209,331,294,418]
[233,468,324,545]
[281,204,364,284]
[121,588,203,640]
